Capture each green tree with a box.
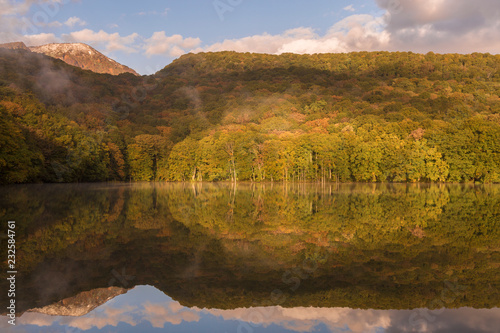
[128,135,172,181]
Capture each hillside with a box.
[0,49,500,184]
[0,41,30,51]
[29,43,139,76]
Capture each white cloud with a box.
[47,21,63,28]
[191,27,320,54]
[37,16,86,29]
[376,0,500,53]
[182,0,500,57]
[64,16,87,27]
[0,0,34,16]
[192,16,389,56]
[0,16,24,43]
[63,29,140,53]
[8,27,141,54]
[196,33,292,54]
[0,0,31,43]
[0,0,79,43]
[22,32,60,46]
[344,5,355,12]
[283,27,317,40]
[144,31,202,57]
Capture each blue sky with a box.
[1,0,500,74]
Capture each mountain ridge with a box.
[0,41,30,51]
[29,42,139,76]
[0,41,139,76]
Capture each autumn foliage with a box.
[1,49,500,184]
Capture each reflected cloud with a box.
[18,312,58,327]
[61,305,137,330]
[385,307,500,333]
[141,301,200,327]
[206,306,392,332]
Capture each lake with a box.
[1,182,499,332]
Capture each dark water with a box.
[0,182,499,332]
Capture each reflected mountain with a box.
[27,287,128,317]
[0,183,499,317]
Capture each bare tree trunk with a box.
[232,157,236,183]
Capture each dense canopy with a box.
[1,49,500,184]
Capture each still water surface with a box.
[0,182,499,332]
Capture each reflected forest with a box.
[1,183,499,313]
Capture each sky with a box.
[1,0,500,74]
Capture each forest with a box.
[1,48,500,184]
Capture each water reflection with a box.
[0,183,499,331]
[3,286,500,333]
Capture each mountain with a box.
[29,42,139,76]
[0,41,30,51]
